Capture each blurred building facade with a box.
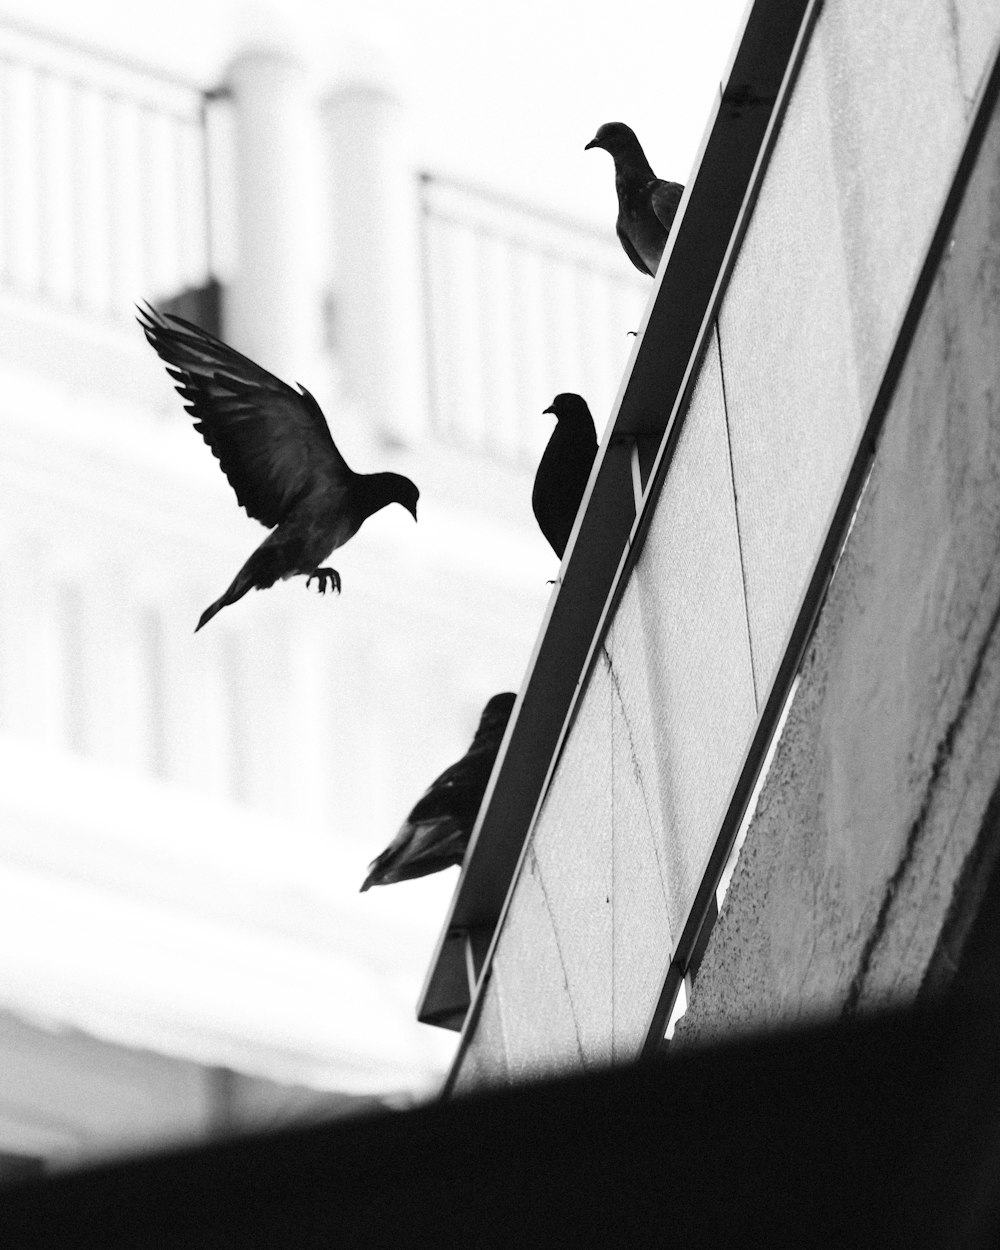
[0,18,647,1166]
[425,0,1000,1093]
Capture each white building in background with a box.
[0,18,646,1167]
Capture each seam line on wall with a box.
[716,319,759,709]
[604,646,670,913]
[532,849,588,1069]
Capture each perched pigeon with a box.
[138,304,419,631]
[532,394,598,560]
[585,122,683,277]
[361,692,516,891]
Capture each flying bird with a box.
[361,692,516,891]
[138,304,419,631]
[585,121,683,277]
[532,393,598,560]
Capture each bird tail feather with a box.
[195,541,288,632]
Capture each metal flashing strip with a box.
[644,27,1000,1055]
[419,0,815,1036]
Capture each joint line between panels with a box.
[716,319,759,710]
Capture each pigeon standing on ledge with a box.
[138,305,419,631]
[585,121,683,277]
[532,393,598,560]
[361,692,516,891]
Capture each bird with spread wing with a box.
[585,122,683,277]
[532,394,598,561]
[138,305,419,631]
[361,692,516,891]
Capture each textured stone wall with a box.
[678,97,1000,1045]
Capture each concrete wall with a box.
[677,92,1000,1043]
[449,0,1000,1093]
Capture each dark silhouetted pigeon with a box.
[585,121,683,276]
[138,304,419,631]
[532,394,598,559]
[361,692,516,891]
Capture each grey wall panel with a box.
[527,661,615,1066]
[447,2,1000,1092]
[487,854,589,1081]
[819,0,967,399]
[449,1026,492,1098]
[450,983,510,1097]
[719,37,865,695]
[723,0,974,700]
[631,333,757,940]
[607,591,675,1055]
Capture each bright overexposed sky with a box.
[0,0,752,1105]
[0,0,750,225]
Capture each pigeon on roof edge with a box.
[361,692,517,891]
[532,393,598,561]
[585,121,683,277]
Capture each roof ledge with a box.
[418,0,815,1032]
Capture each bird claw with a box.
[307,568,341,595]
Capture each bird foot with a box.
[307,567,341,595]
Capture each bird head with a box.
[585,121,640,157]
[392,474,420,521]
[475,692,517,743]
[369,472,419,520]
[481,691,516,725]
[543,393,592,424]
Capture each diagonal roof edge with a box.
[418,0,817,1035]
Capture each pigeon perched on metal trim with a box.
[361,692,516,891]
[585,121,683,277]
[138,304,419,631]
[532,394,598,560]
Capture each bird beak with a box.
[408,502,418,521]
[584,137,599,150]
[543,404,556,416]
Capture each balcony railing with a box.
[418,174,646,464]
[0,19,648,470]
[0,20,213,324]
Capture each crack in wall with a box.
[716,319,760,710]
[603,644,671,914]
[945,0,976,113]
[531,848,588,1070]
[844,587,1000,1015]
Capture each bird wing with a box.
[406,748,490,826]
[650,179,684,235]
[532,441,571,557]
[361,814,466,890]
[138,304,350,529]
[360,746,494,889]
[615,220,653,276]
[532,421,598,559]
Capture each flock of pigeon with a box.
[139,122,682,893]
